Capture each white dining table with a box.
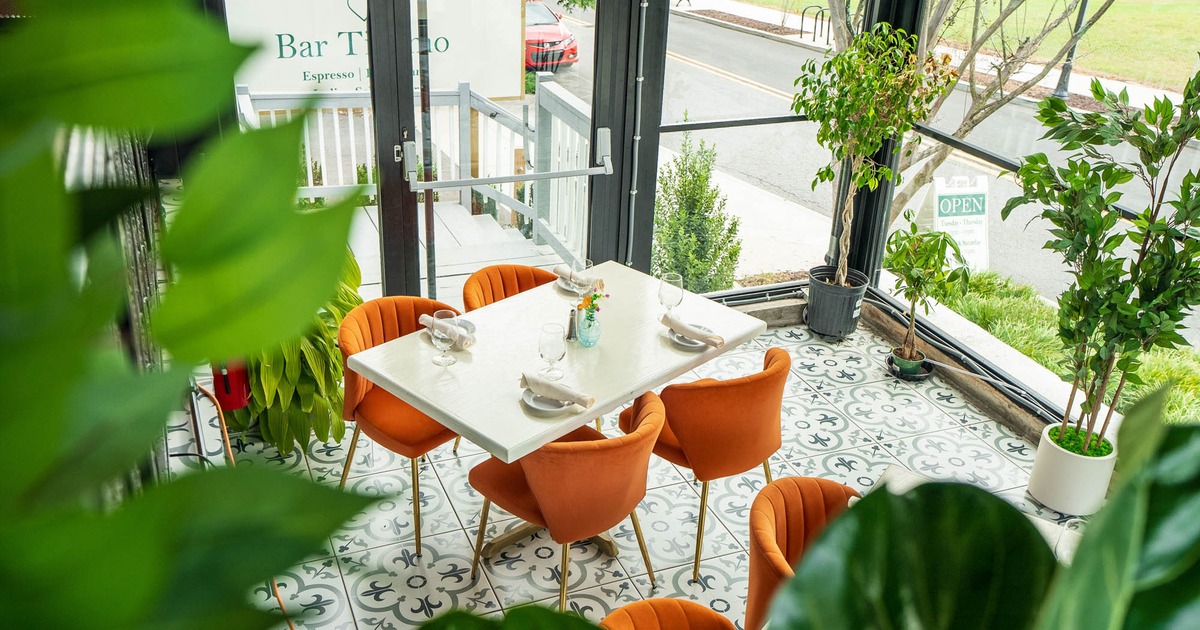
[347,261,768,464]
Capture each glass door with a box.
[398,0,607,309]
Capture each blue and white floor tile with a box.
[259,557,356,629]
[878,426,1030,492]
[825,380,962,441]
[339,530,503,627]
[176,323,1070,628]
[331,465,460,556]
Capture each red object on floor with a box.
[210,361,250,411]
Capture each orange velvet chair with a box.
[469,392,666,611]
[744,476,860,630]
[620,347,790,581]
[338,296,461,554]
[462,264,557,312]
[600,598,735,630]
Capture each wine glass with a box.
[570,258,594,301]
[430,310,459,366]
[659,272,683,316]
[538,323,566,380]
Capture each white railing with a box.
[533,73,590,265]
[235,79,592,265]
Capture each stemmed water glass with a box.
[538,323,566,380]
[430,309,459,366]
[570,258,595,301]
[659,272,683,316]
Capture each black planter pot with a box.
[806,265,869,339]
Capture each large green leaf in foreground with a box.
[155,120,358,362]
[0,467,373,628]
[769,482,1057,630]
[0,0,253,133]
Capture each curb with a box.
[669,8,830,55]
[670,8,1055,114]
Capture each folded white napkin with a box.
[418,314,476,350]
[520,372,595,408]
[661,313,725,348]
[552,264,605,291]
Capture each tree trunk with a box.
[1061,374,1080,434]
[835,186,856,286]
[1094,371,1128,450]
[902,296,919,359]
[1082,357,1116,453]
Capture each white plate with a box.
[555,276,577,292]
[668,324,712,350]
[521,388,572,414]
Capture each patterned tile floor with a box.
[171,324,1077,629]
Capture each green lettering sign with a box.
[937,193,987,217]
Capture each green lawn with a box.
[742,0,1199,91]
[934,272,1200,424]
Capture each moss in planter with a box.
[1048,425,1114,457]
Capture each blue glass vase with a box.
[577,313,601,347]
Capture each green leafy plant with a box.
[792,23,956,287]
[770,388,1200,629]
[0,0,371,626]
[882,212,969,361]
[1002,69,1200,455]
[227,250,362,454]
[652,130,742,293]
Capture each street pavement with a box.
[547,1,1200,340]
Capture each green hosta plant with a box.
[792,23,956,287]
[228,250,363,454]
[1002,69,1200,454]
[883,212,969,361]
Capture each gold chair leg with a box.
[412,458,422,555]
[471,499,491,580]
[595,418,602,431]
[693,481,709,583]
[763,461,773,484]
[338,425,361,490]
[630,509,655,587]
[452,436,462,453]
[559,543,570,612]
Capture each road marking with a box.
[561,15,592,27]
[666,50,793,100]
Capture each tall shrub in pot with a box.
[1002,72,1200,515]
[792,23,955,338]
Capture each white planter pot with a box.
[1027,423,1117,516]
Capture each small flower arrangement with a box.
[576,290,609,322]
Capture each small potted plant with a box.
[1003,71,1200,515]
[882,212,969,379]
[792,23,956,338]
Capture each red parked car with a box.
[525,1,578,71]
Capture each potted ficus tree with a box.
[1003,71,1200,516]
[792,23,956,338]
[882,212,969,379]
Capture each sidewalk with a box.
[672,0,1185,109]
[657,147,833,278]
